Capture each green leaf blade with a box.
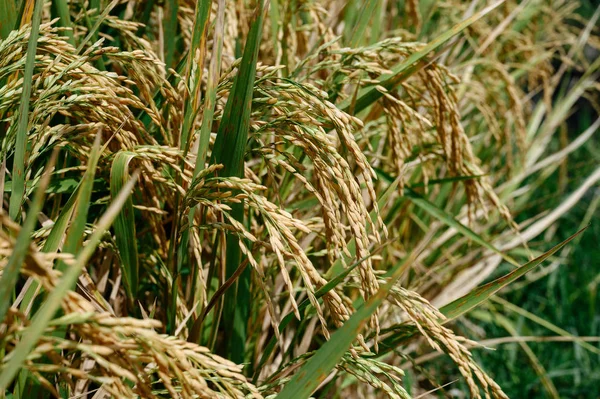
[207,0,267,363]
[110,151,139,300]
[0,171,140,390]
[8,0,44,221]
[0,150,57,323]
[440,226,587,321]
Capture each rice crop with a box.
[0,0,598,397]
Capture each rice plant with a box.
[0,0,598,397]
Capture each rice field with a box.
[0,0,598,397]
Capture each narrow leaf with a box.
[19,136,102,315]
[375,168,517,266]
[440,226,587,321]
[75,0,119,55]
[492,296,600,355]
[8,0,44,221]
[56,133,103,273]
[276,247,417,399]
[184,0,226,321]
[0,171,139,390]
[253,251,380,381]
[405,188,520,267]
[162,0,178,68]
[51,0,74,45]
[0,150,57,323]
[0,0,18,39]
[110,151,139,299]
[209,0,267,362]
[192,0,226,172]
[180,0,213,153]
[255,178,400,380]
[378,227,587,355]
[347,0,378,47]
[3,178,104,194]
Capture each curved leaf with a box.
[110,151,139,300]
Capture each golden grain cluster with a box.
[0,0,598,397]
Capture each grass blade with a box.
[0,0,18,40]
[75,0,119,55]
[377,227,588,355]
[162,0,178,68]
[0,171,139,390]
[254,178,401,379]
[0,150,57,323]
[8,0,44,221]
[440,226,587,321]
[208,0,267,362]
[253,250,384,382]
[180,0,213,153]
[325,176,400,278]
[17,186,78,315]
[405,189,520,267]
[492,296,600,356]
[183,0,226,321]
[51,0,74,45]
[375,169,518,266]
[210,1,266,171]
[55,134,102,273]
[488,311,559,399]
[18,136,102,318]
[3,177,105,194]
[347,0,378,47]
[276,245,419,399]
[110,151,139,300]
[192,0,225,172]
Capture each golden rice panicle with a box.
[0,0,597,397]
[0,218,261,398]
[387,286,508,399]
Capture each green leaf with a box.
[325,176,400,278]
[51,0,74,45]
[19,135,103,318]
[491,296,600,356]
[55,134,103,273]
[8,0,44,221]
[41,185,79,253]
[276,294,380,398]
[484,311,559,399]
[208,0,267,362]
[3,178,105,194]
[0,150,57,323]
[276,176,411,398]
[440,226,587,321]
[183,0,226,321]
[162,0,178,68]
[0,0,18,40]
[375,168,517,266]
[180,0,213,154]
[405,188,520,267]
[110,151,139,300]
[254,178,401,380]
[253,251,379,382]
[75,0,120,55]
[192,0,225,173]
[376,227,587,355]
[276,246,417,399]
[0,171,139,390]
[346,0,378,47]
[404,173,486,189]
